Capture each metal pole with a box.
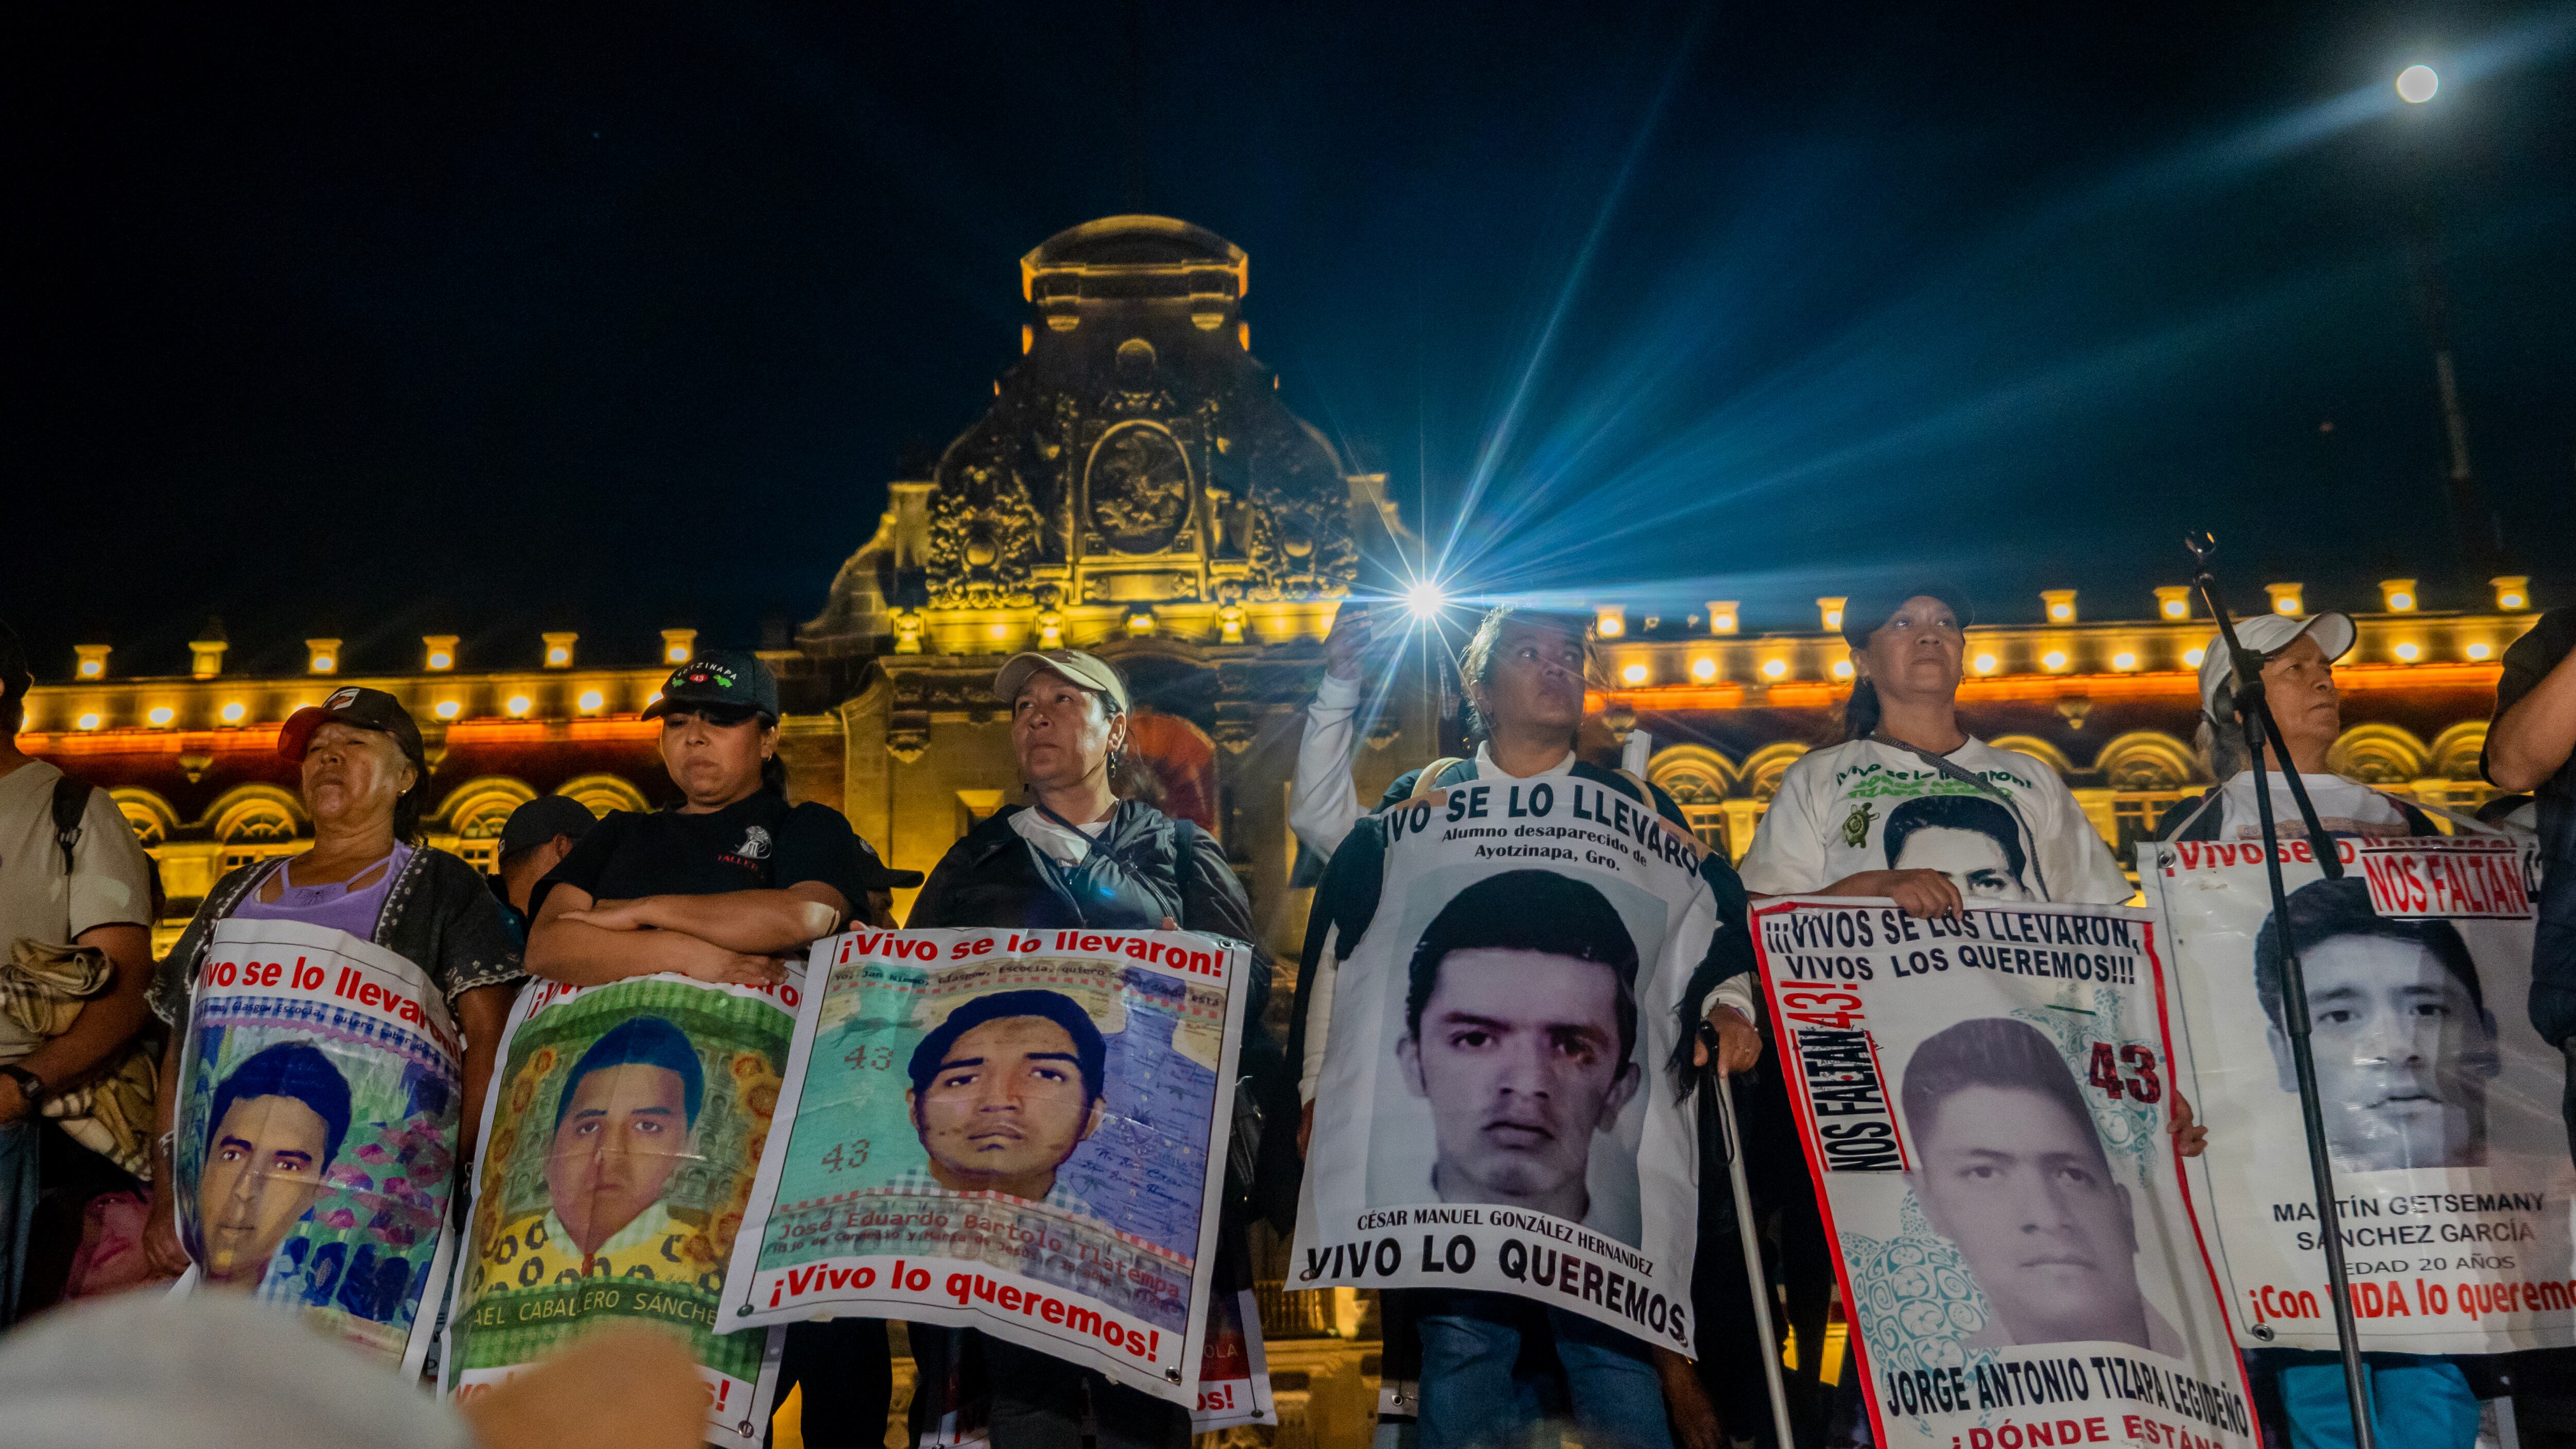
[2185,533,2375,1448]
[1708,1065,1799,1448]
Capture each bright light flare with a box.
[1402,581,1450,620]
[2396,64,2438,103]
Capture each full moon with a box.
[2396,64,2439,104]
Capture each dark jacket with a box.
[150,846,524,1027]
[1287,756,1760,1097]
[909,801,1296,1228]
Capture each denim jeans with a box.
[1,1119,38,1327]
[2268,1352,2479,1449]
[1417,1289,1673,1449]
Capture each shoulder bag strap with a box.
[1407,758,1468,804]
[1870,732,2056,901]
[51,775,96,876]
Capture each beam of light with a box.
[2396,64,2439,104]
[1401,578,1450,620]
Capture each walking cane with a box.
[1703,1023,1798,1448]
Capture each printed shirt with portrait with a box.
[478,1202,719,1292]
[1737,737,2132,905]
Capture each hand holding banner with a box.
[1752,896,2256,1449]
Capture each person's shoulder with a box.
[2504,607,2576,669]
[775,798,858,835]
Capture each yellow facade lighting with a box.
[2264,583,2303,617]
[1973,653,1999,675]
[306,639,341,674]
[2154,586,2191,621]
[2041,589,2077,624]
[2467,641,2492,662]
[1594,607,1625,639]
[662,628,697,664]
[2379,579,2418,613]
[1706,602,1739,636]
[1037,610,1064,650]
[505,695,532,717]
[190,636,228,678]
[2111,652,2137,671]
[1689,656,1717,682]
[76,712,101,730]
[423,634,459,672]
[1620,663,1649,686]
[2394,642,2420,662]
[2493,575,2530,611]
[434,700,462,720]
[543,632,578,669]
[2184,647,2206,667]
[1760,657,1788,680]
[1830,659,1854,679]
[2042,650,2069,672]
[1817,596,1846,632]
[74,645,109,679]
[147,706,175,727]
[576,689,603,713]
[219,702,246,725]
[1125,610,1156,638]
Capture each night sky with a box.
[12,2,2573,677]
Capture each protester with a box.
[2153,611,2508,1449]
[0,620,157,1325]
[897,645,1286,1449]
[1739,589,2200,1447]
[0,1287,705,1449]
[521,647,911,1449]
[1287,603,1376,867]
[1292,605,1763,1449]
[489,794,597,937]
[136,685,518,1286]
[2481,602,2576,1162]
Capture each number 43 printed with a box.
[2087,1042,2163,1104]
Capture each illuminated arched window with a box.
[211,787,308,872]
[111,788,179,851]
[2094,731,2197,869]
[1647,745,1738,856]
[556,774,649,820]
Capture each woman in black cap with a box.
[522,647,918,1449]
[1737,587,2133,915]
[903,646,1281,1449]
[141,686,526,1275]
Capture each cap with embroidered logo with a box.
[643,649,781,721]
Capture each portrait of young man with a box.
[1903,1016,2181,1355]
[537,1015,706,1266]
[195,1041,354,1288]
[1881,793,2035,903]
[2256,877,2502,1172]
[896,988,1108,1215]
[1395,869,1646,1234]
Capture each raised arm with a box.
[2487,625,2576,792]
[524,881,786,987]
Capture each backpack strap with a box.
[1406,759,1468,803]
[50,775,96,877]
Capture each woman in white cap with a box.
[141,686,524,1276]
[2156,610,2437,840]
[904,646,1282,1449]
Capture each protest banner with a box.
[1191,1289,1277,1431]
[443,969,798,1448]
[1290,777,1710,1352]
[719,926,1247,1405]
[1752,896,2256,1449]
[2144,831,2575,1354]
[172,917,461,1372]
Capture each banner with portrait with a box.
[1751,896,2255,1449]
[2144,832,2575,1354]
[1290,777,1711,1353]
[718,926,1247,1406]
[443,970,798,1449]
[173,917,461,1373]
[1190,1289,1277,1431]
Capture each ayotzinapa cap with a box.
[992,649,1130,714]
[277,686,427,772]
[643,649,781,721]
[1839,584,1976,649]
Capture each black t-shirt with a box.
[531,791,871,918]
[2487,606,2576,866]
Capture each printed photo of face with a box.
[545,1060,695,1257]
[1399,946,1642,1224]
[2269,932,2500,1171]
[196,1043,351,1289]
[1912,1084,2151,1350]
[1882,795,2032,901]
[908,1011,1105,1201]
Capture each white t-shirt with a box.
[1738,737,2133,906]
[0,759,155,1063]
[2210,772,2414,842]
